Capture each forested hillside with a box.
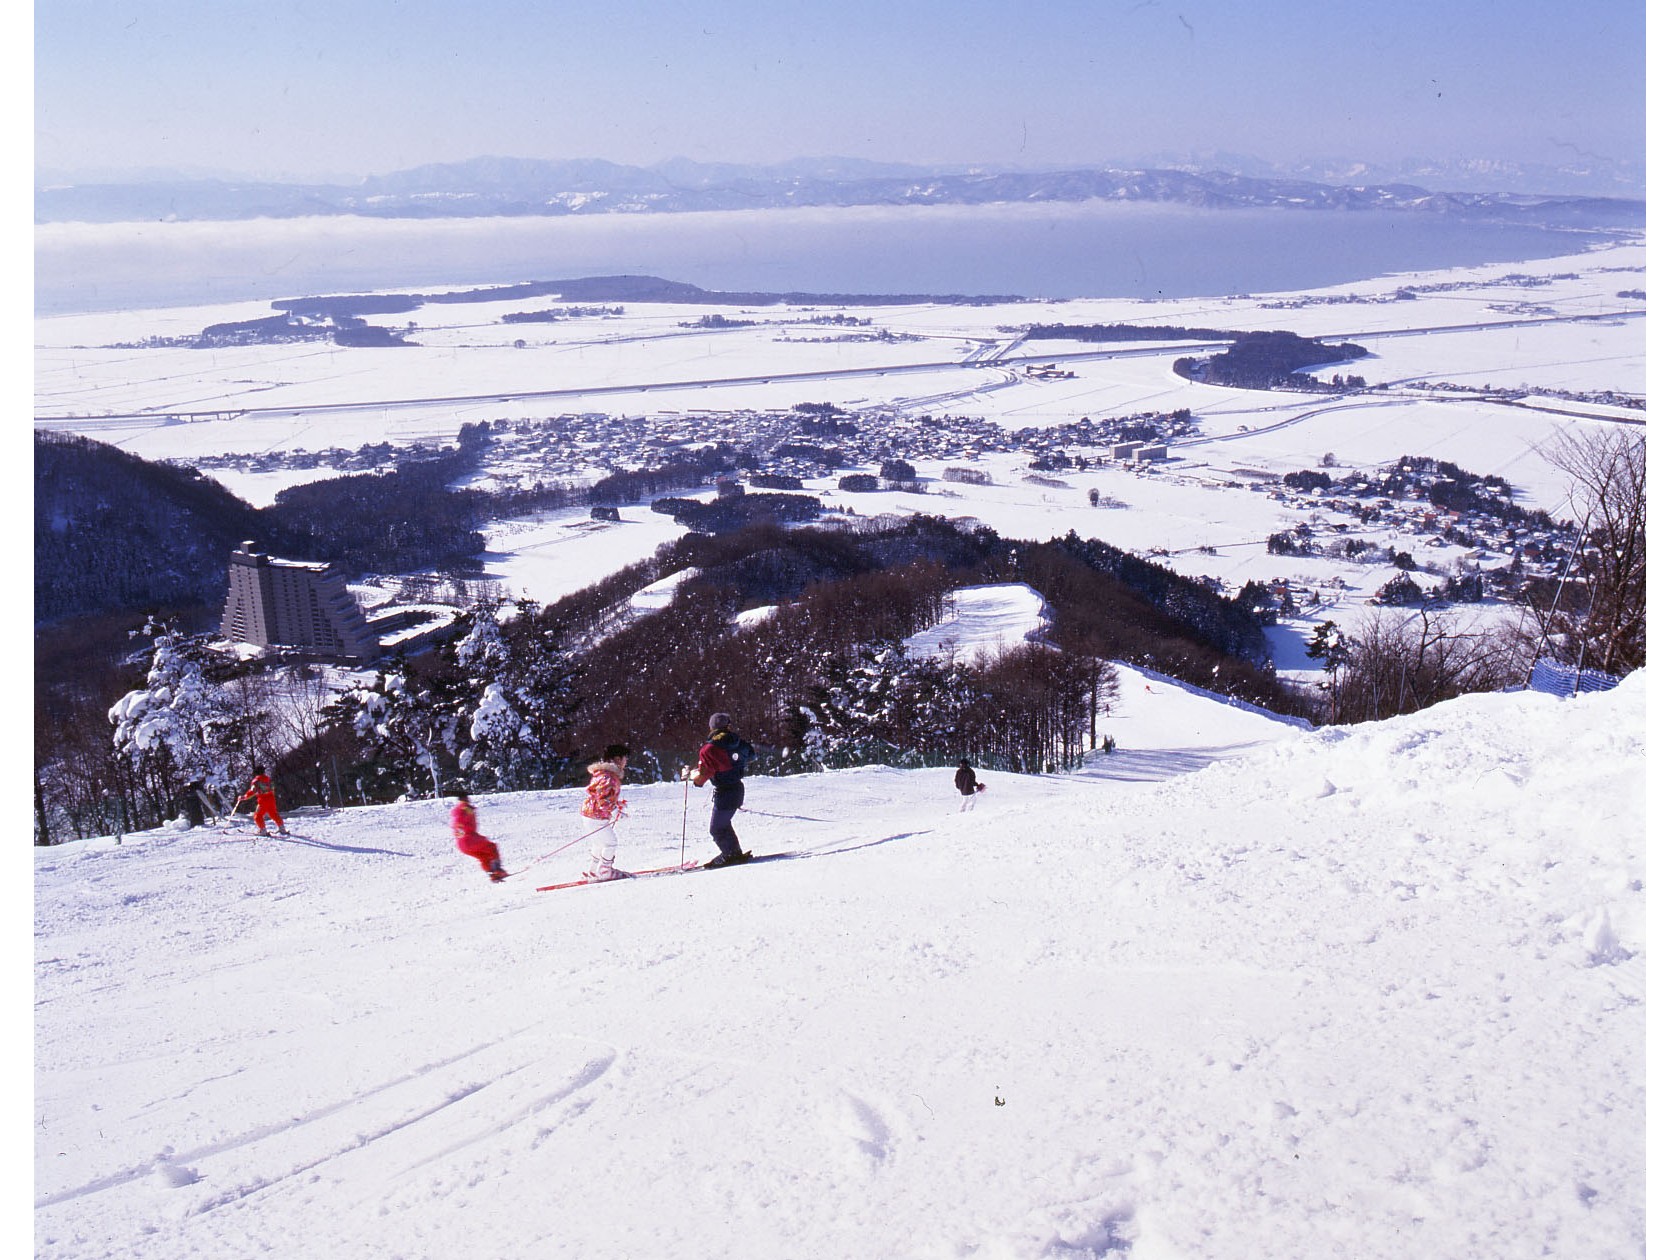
[34,434,497,628]
[33,436,1302,840]
[34,433,275,625]
[263,447,487,576]
[294,515,1297,811]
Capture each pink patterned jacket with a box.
[580,761,627,821]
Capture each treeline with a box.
[1174,331,1368,389]
[265,447,487,575]
[650,493,825,533]
[585,445,756,505]
[38,514,1304,841]
[298,515,1301,803]
[501,305,624,323]
[474,443,753,522]
[130,313,417,349]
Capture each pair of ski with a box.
[536,859,701,893]
[535,853,769,893]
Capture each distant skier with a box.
[580,743,632,881]
[954,759,986,812]
[236,770,287,835]
[451,790,508,883]
[684,712,755,868]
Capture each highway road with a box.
[34,308,1641,427]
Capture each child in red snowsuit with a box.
[451,792,507,882]
[237,772,287,835]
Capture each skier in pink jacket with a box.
[579,743,631,881]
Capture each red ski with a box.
[536,861,700,893]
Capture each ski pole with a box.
[507,821,615,876]
[680,771,689,867]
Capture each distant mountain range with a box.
[34,154,1644,228]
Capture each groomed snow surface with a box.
[34,669,1645,1259]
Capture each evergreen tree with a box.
[108,621,253,820]
[452,601,537,789]
[1305,621,1349,671]
[327,662,461,800]
[1373,573,1425,606]
[1304,620,1350,724]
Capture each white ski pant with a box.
[589,821,619,867]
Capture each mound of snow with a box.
[904,582,1050,664]
[625,565,698,614]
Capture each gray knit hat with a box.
[708,712,732,732]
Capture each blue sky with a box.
[33,1,1647,181]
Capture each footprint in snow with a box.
[152,1155,201,1189]
[833,1092,893,1166]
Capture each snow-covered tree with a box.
[1305,620,1349,723]
[796,641,996,771]
[462,681,536,789]
[453,599,511,678]
[1372,572,1424,605]
[327,664,460,800]
[452,600,541,790]
[109,622,252,818]
[799,641,920,768]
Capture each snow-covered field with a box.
[33,664,1646,1259]
[33,238,1646,682]
[34,242,1644,468]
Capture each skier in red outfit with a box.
[451,791,508,882]
[237,771,287,835]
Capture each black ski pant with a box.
[709,782,745,857]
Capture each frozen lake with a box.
[33,200,1629,315]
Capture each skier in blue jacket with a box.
[685,712,755,868]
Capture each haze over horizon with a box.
[35,1,1646,187]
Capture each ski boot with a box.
[703,851,754,869]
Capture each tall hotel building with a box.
[221,543,380,662]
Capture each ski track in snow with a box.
[34,671,1644,1259]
